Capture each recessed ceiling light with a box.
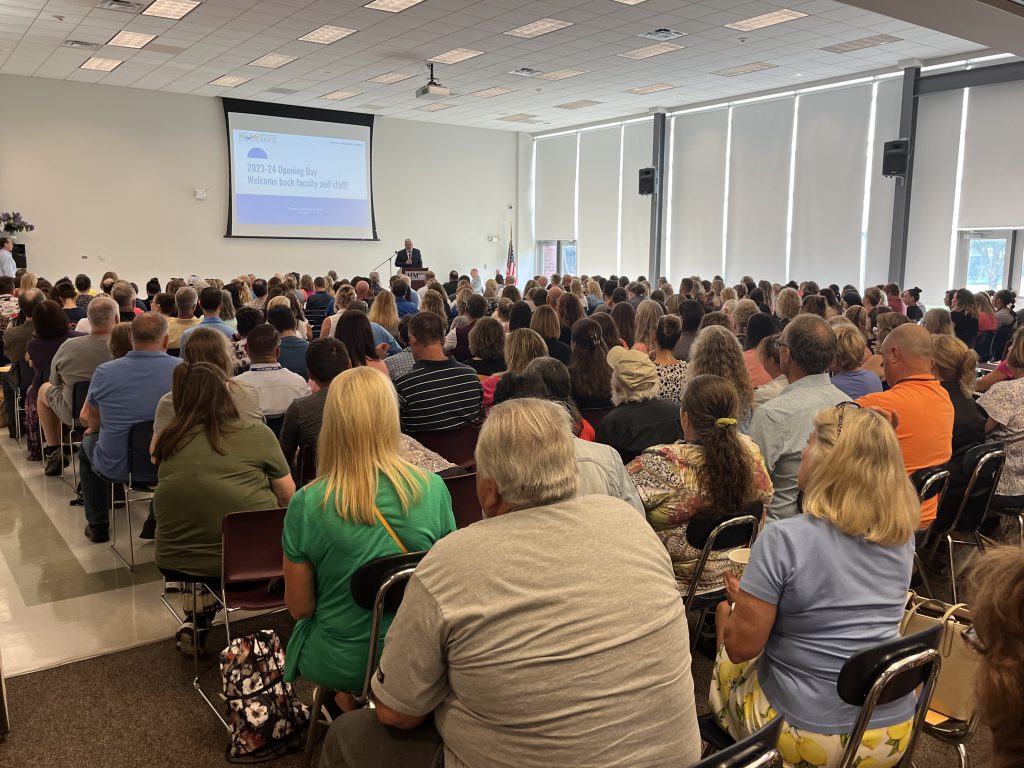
[249,52,297,68]
[499,113,538,122]
[504,18,573,39]
[713,61,777,76]
[618,42,683,60]
[470,86,513,98]
[299,25,357,44]
[140,0,199,19]
[80,56,122,71]
[418,102,454,111]
[556,99,601,110]
[368,71,414,84]
[537,68,588,80]
[322,90,359,100]
[725,9,807,32]
[364,0,424,11]
[429,48,484,64]
[627,82,675,94]
[209,74,250,86]
[822,34,902,53]
[107,30,156,48]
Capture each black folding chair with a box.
[110,421,158,570]
[443,471,482,528]
[59,379,91,491]
[12,360,31,444]
[683,502,762,649]
[265,414,285,437]
[295,443,318,486]
[910,466,950,598]
[926,443,1005,602]
[699,626,943,768]
[693,716,782,768]
[303,551,427,768]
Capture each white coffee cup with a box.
[727,548,751,580]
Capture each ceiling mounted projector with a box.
[416,63,450,100]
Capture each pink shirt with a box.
[743,348,773,387]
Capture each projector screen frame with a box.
[222,97,379,242]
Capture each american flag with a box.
[505,225,516,284]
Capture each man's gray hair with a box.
[87,296,118,330]
[784,314,837,375]
[475,398,578,509]
[131,312,168,345]
[175,286,198,316]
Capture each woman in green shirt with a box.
[282,366,456,709]
[152,362,295,577]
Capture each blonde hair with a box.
[505,328,547,374]
[634,299,664,351]
[334,284,355,310]
[775,287,801,321]
[802,407,918,545]
[975,291,996,320]
[181,326,235,375]
[529,305,560,341]
[876,312,911,346]
[689,325,754,418]
[923,307,953,336]
[420,291,449,331]
[317,367,426,524]
[931,334,976,398]
[832,323,868,372]
[367,289,399,336]
[720,286,736,302]
[266,295,290,311]
[19,272,37,293]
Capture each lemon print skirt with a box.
[709,646,913,768]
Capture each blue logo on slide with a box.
[247,147,269,159]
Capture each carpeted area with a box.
[0,603,990,768]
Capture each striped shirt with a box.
[394,358,483,433]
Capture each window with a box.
[955,230,1021,292]
[535,240,577,277]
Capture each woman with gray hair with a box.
[596,347,683,463]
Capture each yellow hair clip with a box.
[715,418,737,429]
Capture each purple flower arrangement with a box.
[0,211,35,234]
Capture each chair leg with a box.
[956,742,967,768]
[1017,513,1024,549]
[303,685,328,768]
[913,553,933,599]
[690,606,710,651]
[110,485,135,570]
[948,535,958,604]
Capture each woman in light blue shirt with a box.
[710,404,919,768]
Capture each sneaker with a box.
[139,517,156,540]
[43,448,63,476]
[84,524,110,543]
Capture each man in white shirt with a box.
[469,268,484,294]
[0,238,15,278]
[234,324,310,417]
[318,398,700,768]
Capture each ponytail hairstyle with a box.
[931,334,977,398]
[568,318,611,402]
[681,374,755,514]
[906,286,922,304]
[994,289,1016,313]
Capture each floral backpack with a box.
[220,629,309,762]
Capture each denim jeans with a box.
[319,709,443,768]
[80,432,112,530]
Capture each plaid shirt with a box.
[384,348,415,381]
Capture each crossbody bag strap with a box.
[374,509,407,553]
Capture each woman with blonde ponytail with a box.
[281,366,455,708]
[626,374,772,594]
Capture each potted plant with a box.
[0,212,35,237]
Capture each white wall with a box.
[0,74,516,286]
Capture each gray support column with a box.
[888,65,920,285]
[649,112,668,280]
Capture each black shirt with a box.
[465,357,506,376]
[950,311,979,347]
[595,398,684,463]
[906,305,923,322]
[545,337,572,365]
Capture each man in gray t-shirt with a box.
[319,398,700,768]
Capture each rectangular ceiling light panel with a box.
[504,18,573,38]
[141,0,200,19]
[618,42,682,59]
[300,25,357,44]
[725,9,807,31]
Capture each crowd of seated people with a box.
[3,265,1024,767]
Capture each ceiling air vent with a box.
[61,39,101,50]
[267,87,300,95]
[639,28,684,42]
[509,67,541,77]
[98,0,145,12]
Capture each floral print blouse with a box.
[626,436,773,594]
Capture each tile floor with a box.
[0,433,172,676]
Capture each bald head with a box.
[879,323,933,383]
[130,312,169,350]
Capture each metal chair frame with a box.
[683,513,760,649]
[693,716,783,768]
[58,380,91,491]
[12,360,30,444]
[923,712,980,768]
[109,422,158,570]
[912,468,951,599]
[926,448,1005,603]
[302,557,423,768]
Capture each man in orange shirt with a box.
[858,325,954,530]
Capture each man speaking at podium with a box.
[395,238,423,269]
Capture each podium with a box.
[402,267,428,291]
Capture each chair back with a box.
[443,472,482,528]
[265,415,285,436]
[691,716,783,768]
[221,507,287,585]
[70,380,91,429]
[835,625,943,768]
[296,443,318,486]
[945,442,1006,534]
[15,360,32,397]
[412,423,480,469]
[127,421,158,486]
[911,466,950,505]
[350,551,428,702]
[682,502,762,611]
[579,406,613,429]
[991,323,1014,363]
